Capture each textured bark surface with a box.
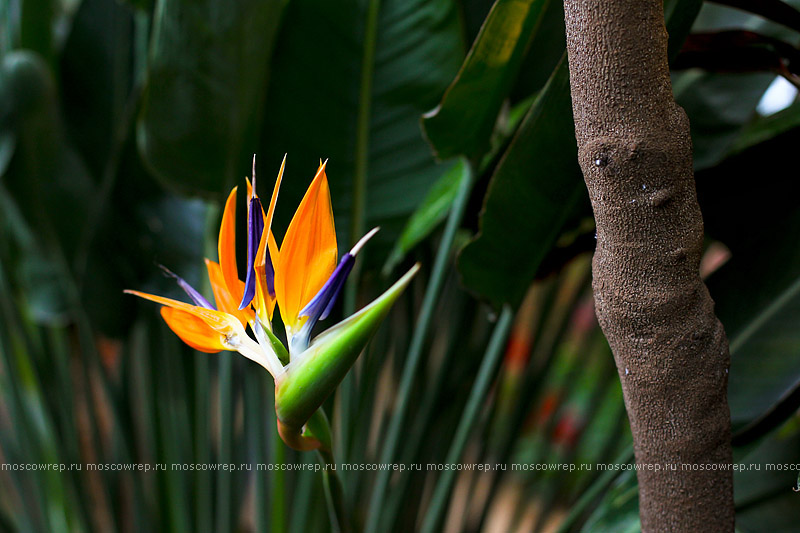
[563,1,735,531]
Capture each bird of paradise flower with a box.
[126,156,418,452]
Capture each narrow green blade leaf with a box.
[422,0,552,160]
[382,158,468,275]
[259,0,465,255]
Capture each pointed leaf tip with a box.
[275,263,420,431]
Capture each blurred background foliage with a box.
[1,0,800,531]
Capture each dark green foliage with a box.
[2,0,800,531]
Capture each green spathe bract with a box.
[275,264,419,433]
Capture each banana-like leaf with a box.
[458,57,585,308]
[422,0,554,161]
[708,213,800,432]
[258,0,465,254]
[138,0,285,194]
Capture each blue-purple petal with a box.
[299,253,354,325]
[290,254,354,354]
[264,249,276,297]
[320,256,353,320]
[159,265,216,310]
[239,196,265,310]
[289,227,379,355]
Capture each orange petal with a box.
[218,187,243,304]
[254,230,280,323]
[275,162,338,330]
[265,154,285,232]
[250,158,284,325]
[160,307,227,353]
[127,289,282,375]
[268,230,280,265]
[205,259,254,325]
[125,290,242,339]
[253,156,283,270]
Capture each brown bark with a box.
[563,1,735,531]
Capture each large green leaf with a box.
[59,0,135,179]
[137,0,285,195]
[697,110,800,433]
[706,214,800,429]
[422,0,554,161]
[258,0,465,254]
[507,0,565,102]
[696,93,800,254]
[664,0,703,61]
[734,420,800,519]
[457,57,584,308]
[673,1,800,170]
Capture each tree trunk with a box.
[562,1,735,531]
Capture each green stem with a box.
[340,0,382,463]
[0,264,49,530]
[474,264,591,532]
[44,215,132,532]
[379,288,470,528]
[420,306,514,533]
[289,456,315,533]
[349,0,381,252]
[305,410,349,532]
[364,162,473,532]
[159,334,191,533]
[317,449,349,533]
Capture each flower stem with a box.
[349,0,381,253]
[318,449,349,533]
[306,410,349,532]
[340,0,382,462]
